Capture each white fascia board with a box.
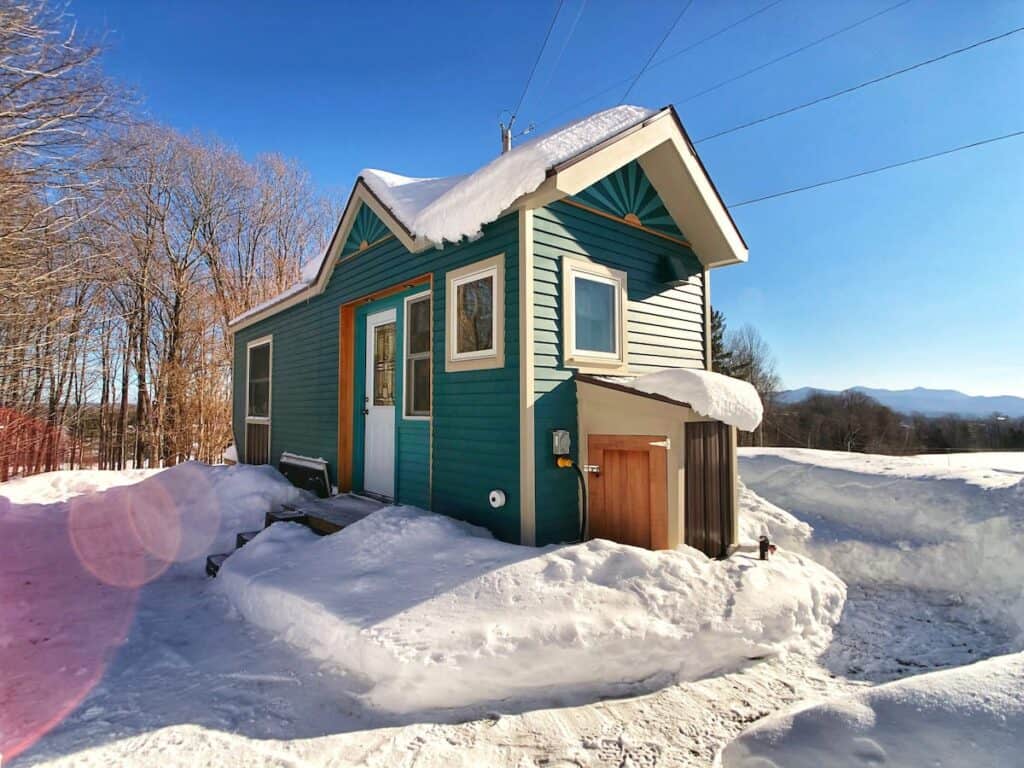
[547,113,748,269]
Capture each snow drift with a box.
[739,448,1024,636]
[623,368,764,431]
[0,462,302,578]
[218,506,844,714]
[718,651,1024,768]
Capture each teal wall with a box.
[531,194,705,545]
[232,161,707,548]
[350,288,431,509]
[233,210,520,541]
[571,160,686,240]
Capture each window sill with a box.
[445,353,505,373]
[564,356,630,375]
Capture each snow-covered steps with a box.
[235,530,261,549]
[264,507,308,528]
[283,493,384,536]
[207,493,387,578]
[205,553,229,578]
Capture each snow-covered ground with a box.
[4,450,1023,766]
[718,651,1024,768]
[218,507,840,713]
[740,448,1024,637]
[724,448,1024,766]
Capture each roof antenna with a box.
[499,113,515,154]
[499,112,536,154]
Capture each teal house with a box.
[228,105,751,556]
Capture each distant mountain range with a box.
[777,386,1024,418]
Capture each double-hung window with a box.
[563,258,628,372]
[404,292,431,418]
[445,254,505,371]
[245,336,272,464]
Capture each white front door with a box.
[363,309,397,498]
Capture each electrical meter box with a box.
[552,429,571,456]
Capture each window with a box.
[445,254,505,371]
[405,292,431,417]
[372,322,396,406]
[246,338,271,419]
[245,336,272,464]
[563,258,628,371]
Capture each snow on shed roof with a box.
[579,368,764,432]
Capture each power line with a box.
[696,23,1024,143]
[535,0,783,131]
[728,128,1024,208]
[651,0,785,74]
[680,0,914,104]
[620,0,696,104]
[534,0,589,105]
[513,0,566,118]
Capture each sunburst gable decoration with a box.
[570,160,686,240]
[341,204,392,258]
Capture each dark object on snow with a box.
[265,506,308,528]
[759,535,770,561]
[205,553,229,577]
[278,452,331,498]
[235,530,260,549]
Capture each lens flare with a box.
[68,485,172,588]
[131,463,220,564]
[1,505,138,762]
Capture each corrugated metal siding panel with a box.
[531,201,706,545]
[232,212,519,542]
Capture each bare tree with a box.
[0,0,335,478]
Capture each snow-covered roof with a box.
[583,369,764,432]
[361,105,654,247]
[230,107,655,328]
[229,104,745,330]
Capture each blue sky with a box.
[73,0,1024,396]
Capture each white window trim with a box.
[445,254,505,372]
[245,335,273,423]
[244,335,272,465]
[403,290,432,421]
[562,257,629,373]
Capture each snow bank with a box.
[623,368,764,431]
[739,448,1024,636]
[0,468,157,504]
[1,463,301,576]
[363,105,655,246]
[718,651,1024,768]
[219,506,844,714]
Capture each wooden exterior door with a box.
[684,421,733,558]
[587,435,668,549]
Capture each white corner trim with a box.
[703,268,712,371]
[518,209,536,546]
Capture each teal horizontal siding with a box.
[531,200,707,545]
[233,209,520,542]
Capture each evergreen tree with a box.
[710,307,733,375]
